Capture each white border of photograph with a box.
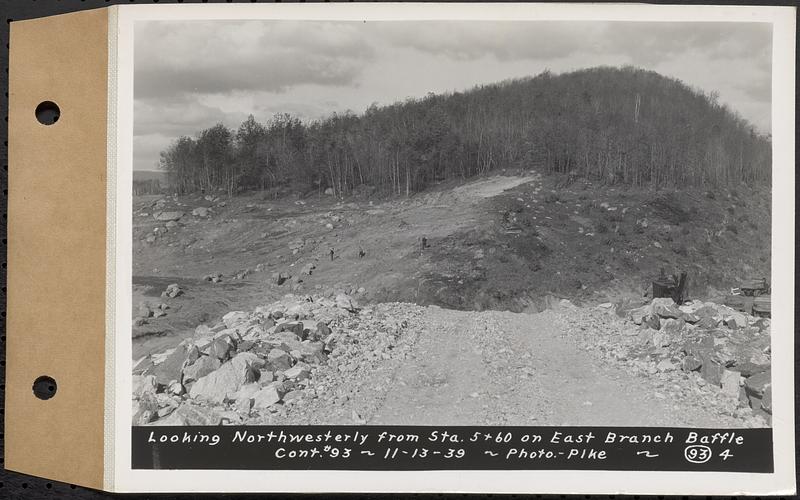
[108,3,796,494]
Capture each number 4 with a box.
[720,449,734,461]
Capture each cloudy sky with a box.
[133,20,772,171]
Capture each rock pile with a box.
[626,297,771,416]
[161,283,183,298]
[132,293,419,426]
[203,273,223,283]
[192,206,210,217]
[557,297,771,427]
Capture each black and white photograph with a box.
[130,15,776,434]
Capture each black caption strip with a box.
[132,426,773,472]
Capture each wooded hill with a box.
[157,66,771,196]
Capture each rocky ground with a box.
[133,288,770,428]
[131,173,771,428]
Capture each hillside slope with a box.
[159,66,771,198]
[132,171,770,356]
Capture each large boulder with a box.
[154,211,184,222]
[271,332,303,351]
[189,354,259,403]
[651,298,682,319]
[151,344,189,386]
[275,321,304,337]
[681,355,702,372]
[232,383,262,413]
[267,348,292,371]
[643,314,661,331]
[182,355,221,384]
[284,362,311,381]
[744,370,771,398]
[299,341,327,364]
[700,356,724,386]
[696,316,719,330]
[252,384,282,409]
[231,352,266,373]
[208,337,234,361]
[724,311,748,329]
[720,369,741,397]
[660,318,685,337]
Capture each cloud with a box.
[601,22,772,66]
[134,21,375,100]
[373,21,602,61]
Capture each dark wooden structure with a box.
[652,269,688,305]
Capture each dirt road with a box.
[371,307,742,427]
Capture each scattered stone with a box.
[138,302,153,318]
[656,359,676,372]
[162,283,183,298]
[273,272,290,286]
[154,211,184,222]
[192,206,210,217]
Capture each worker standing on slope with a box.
[358,245,366,259]
[329,247,335,262]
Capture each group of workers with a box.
[327,236,429,262]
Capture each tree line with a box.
[157,66,771,197]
